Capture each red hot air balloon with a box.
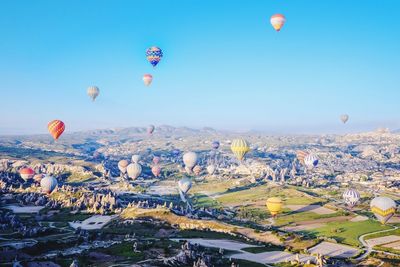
[48,120,65,140]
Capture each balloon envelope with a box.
[87,86,99,101]
[340,114,349,124]
[193,165,202,176]
[207,165,216,175]
[270,14,286,31]
[153,156,160,165]
[178,177,192,194]
[343,188,360,208]
[146,47,163,67]
[41,176,58,194]
[304,154,319,169]
[118,160,129,174]
[127,163,142,180]
[151,165,161,177]
[19,167,35,181]
[48,120,65,141]
[266,197,283,217]
[231,139,250,161]
[183,152,198,170]
[131,154,141,163]
[371,196,396,224]
[143,74,153,86]
[212,141,220,149]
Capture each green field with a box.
[308,220,391,246]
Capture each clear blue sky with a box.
[0,0,399,135]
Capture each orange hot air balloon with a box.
[270,14,286,32]
[48,120,65,140]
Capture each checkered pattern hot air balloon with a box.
[146,47,163,67]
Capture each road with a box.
[355,225,399,260]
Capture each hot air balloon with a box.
[270,14,286,32]
[146,46,163,67]
[178,177,192,195]
[343,188,360,208]
[231,139,250,161]
[143,74,153,86]
[183,152,198,171]
[207,165,216,175]
[48,120,65,141]
[266,197,283,217]
[87,86,100,101]
[340,114,349,124]
[304,154,319,169]
[193,165,202,176]
[19,167,34,181]
[296,150,308,165]
[147,125,155,135]
[127,163,142,180]
[172,149,181,157]
[153,156,160,165]
[131,154,141,164]
[152,165,161,177]
[118,160,129,174]
[370,196,397,224]
[212,141,220,150]
[40,176,58,194]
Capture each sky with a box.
[0,0,399,135]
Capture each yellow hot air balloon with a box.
[230,138,250,161]
[266,197,283,217]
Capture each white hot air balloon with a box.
[87,86,100,101]
[340,114,349,124]
[207,165,216,175]
[131,154,141,164]
[143,74,153,86]
[118,160,129,174]
[178,177,192,195]
[127,163,142,180]
[343,188,360,208]
[183,152,198,171]
[370,196,397,224]
[40,176,58,194]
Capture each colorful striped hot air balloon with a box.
[87,86,100,101]
[143,74,153,86]
[270,14,286,32]
[146,47,163,67]
[19,167,35,181]
[48,120,65,141]
[371,197,397,224]
[343,188,360,208]
[266,197,283,217]
[231,138,250,161]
